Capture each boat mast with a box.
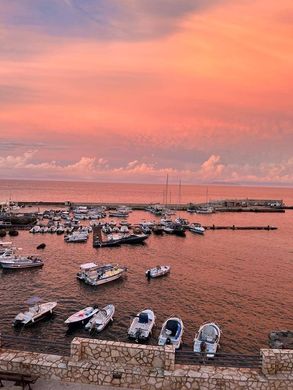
[165,174,169,208]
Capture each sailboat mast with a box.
[165,174,169,208]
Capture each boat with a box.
[128,309,155,342]
[145,265,170,279]
[83,264,127,286]
[76,262,116,281]
[196,207,214,214]
[158,317,184,349]
[189,223,205,235]
[0,254,44,269]
[85,304,115,332]
[64,231,88,243]
[65,306,99,327]
[13,301,57,326]
[193,322,221,357]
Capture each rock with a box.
[269,330,293,349]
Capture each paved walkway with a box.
[2,379,137,390]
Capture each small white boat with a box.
[85,304,115,332]
[196,207,214,214]
[158,317,184,349]
[14,302,57,326]
[65,306,99,327]
[145,265,170,279]
[0,256,44,269]
[128,309,155,342]
[193,322,221,357]
[189,223,205,235]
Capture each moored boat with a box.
[0,254,44,269]
[193,322,221,357]
[189,223,205,235]
[158,317,184,349]
[85,304,115,332]
[128,309,155,342]
[65,306,99,327]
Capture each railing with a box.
[0,334,71,357]
[175,350,262,369]
[0,334,262,369]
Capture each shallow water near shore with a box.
[0,181,292,353]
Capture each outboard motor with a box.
[146,270,151,280]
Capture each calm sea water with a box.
[0,180,292,353]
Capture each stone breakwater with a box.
[0,338,292,389]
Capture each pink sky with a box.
[0,0,292,184]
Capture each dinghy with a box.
[128,309,155,342]
[85,304,115,332]
[145,265,170,279]
[65,306,99,327]
[193,322,221,357]
[14,301,57,326]
[158,317,184,349]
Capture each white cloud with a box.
[0,150,292,185]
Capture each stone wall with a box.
[71,338,175,370]
[0,339,292,389]
[261,348,293,375]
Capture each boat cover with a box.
[201,325,217,342]
[138,312,149,324]
[166,320,179,337]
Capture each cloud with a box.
[0,150,292,185]
[0,0,224,41]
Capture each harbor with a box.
[0,190,292,356]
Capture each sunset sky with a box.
[0,0,292,184]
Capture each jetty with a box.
[13,198,291,212]
[202,225,277,230]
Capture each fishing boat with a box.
[128,309,155,342]
[13,301,57,326]
[189,223,205,235]
[83,264,127,286]
[65,306,99,327]
[145,265,170,279]
[85,304,115,332]
[158,317,184,349]
[193,322,221,357]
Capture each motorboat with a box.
[196,207,214,214]
[13,301,57,326]
[76,262,115,281]
[158,317,184,349]
[189,223,205,235]
[145,265,170,279]
[128,309,155,342]
[193,322,221,357]
[175,218,189,227]
[64,231,88,243]
[85,304,115,332]
[65,306,99,327]
[83,264,127,286]
[0,253,44,269]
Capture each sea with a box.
[0,179,292,354]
